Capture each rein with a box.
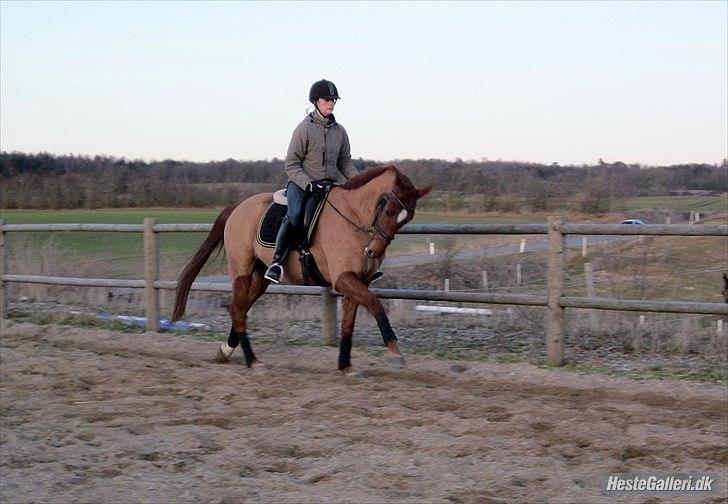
[326,189,408,258]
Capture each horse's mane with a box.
[339,166,393,190]
[340,164,418,196]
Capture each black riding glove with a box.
[306,180,331,195]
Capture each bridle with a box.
[326,189,410,258]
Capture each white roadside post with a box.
[517,238,525,286]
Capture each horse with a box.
[172,165,432,376]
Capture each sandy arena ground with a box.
[0,320,726,504]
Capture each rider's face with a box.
[316,97,336,117]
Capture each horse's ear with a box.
[417,185,433,199]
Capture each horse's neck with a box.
[335,171,396,224]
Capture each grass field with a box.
[0,209,224,278]
[616,195,727,212]
[419,191,728,214]
[0,208,222,224]
[564,235,727,302]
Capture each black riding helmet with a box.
[309,79,340,103]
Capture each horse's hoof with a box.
[386,353,407,369]
[214,343,235,363]
[341,367,363,378]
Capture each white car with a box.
[620,219,644,225]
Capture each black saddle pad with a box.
[256,189,330,248]
[257,202,287,247]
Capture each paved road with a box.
[198,235,628,283]
[385,234,626,267]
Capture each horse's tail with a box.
[172,202,240,321]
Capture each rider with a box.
[264,79,360,283]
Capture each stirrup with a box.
[264,263,283,284]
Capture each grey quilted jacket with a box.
[284,112,359,189]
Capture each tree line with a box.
[1,151,725,213]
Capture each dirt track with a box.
[1,320,726,504]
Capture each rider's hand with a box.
[306,180,330,194]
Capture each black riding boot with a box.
[264,218,293,284]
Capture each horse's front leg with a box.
[335,272,406,368]
[339,295,360,376]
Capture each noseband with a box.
[326,189,409,258]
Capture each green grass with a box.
[616,195,728,212]
[0,207,223,224]
[560,360,726,384]
[635,364,727,383]
[0,208,225,277]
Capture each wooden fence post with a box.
[321,289,338,346]
[144,218,160,331]
[0,220,6,320]
[545,216,565,366]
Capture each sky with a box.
[1,1,726,166]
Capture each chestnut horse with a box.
[172,165,432,375]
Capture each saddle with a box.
[256,186,332,287]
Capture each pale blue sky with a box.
[1,1,726,165]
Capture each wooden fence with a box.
[1,217,726,366]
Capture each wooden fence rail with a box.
[1,218,726,366]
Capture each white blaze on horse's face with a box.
[396,209,408,224]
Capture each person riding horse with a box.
[264,79,360,284]
[173,81,432,374]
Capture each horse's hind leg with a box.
[216,263,270,367]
